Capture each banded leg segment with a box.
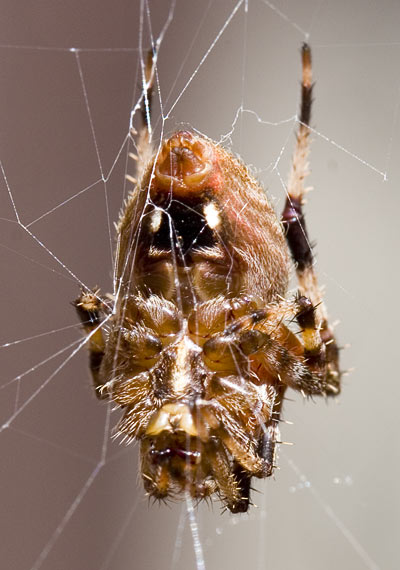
[257,383,285,476]
[281,43,314,276]
[74,289,108,400]
[128,48,156,186]
[281,43,341,395]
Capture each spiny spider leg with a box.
[281,43,341,395]
[74,289,109,399]
[257,383,285,475]
[230,385,285,513]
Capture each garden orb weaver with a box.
[75,44,341,513]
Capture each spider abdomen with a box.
[117,130,289,307]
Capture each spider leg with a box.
[203,312,330,395]
[74,289,109,399]
[216,386,281,510]
[281,43,341,395]
[206,440,243,513]
[257,383,286,478]
[128,48,155,184]
[240,330,327,395]
[230,462,252,513]
[211,387,285,512]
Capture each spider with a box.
[74,44,341,513]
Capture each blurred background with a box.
[0,1,399,569]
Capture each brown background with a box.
[1,1,399,569]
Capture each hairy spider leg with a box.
[281,43,341,395]
[74,290,108,399]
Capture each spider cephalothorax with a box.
[75,44,341,513]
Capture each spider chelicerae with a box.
[75,44,341,513]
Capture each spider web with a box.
[1,1,399,569]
